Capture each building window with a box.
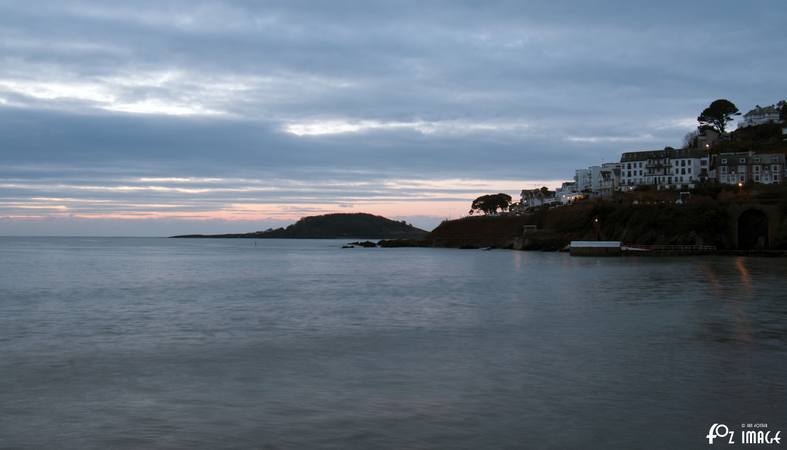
[688,168,691,174]
[701,160,707,166]
[721,159,727,164]
[739,158,746,164]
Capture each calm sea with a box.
[0,237,785,449]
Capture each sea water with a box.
[1,237,785,449]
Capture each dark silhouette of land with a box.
[428,184,787,253]
[172,213,429,239]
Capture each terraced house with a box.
[619,148,710,190]
[713,151,785,185]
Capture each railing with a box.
[623,244,717,254]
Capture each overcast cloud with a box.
[1,0,785,234]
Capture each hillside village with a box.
[516,99,787,210]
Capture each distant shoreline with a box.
[170,212,429,240]
[171,235,412,239]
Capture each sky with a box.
[0,0,785,235]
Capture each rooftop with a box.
[620,148,708,162]
[620,150,667,162]
[743,101,785,117]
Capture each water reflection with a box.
[699,262,722,293]
[513,250,522,272]
[731,257,753,343]
[735,257,752,290]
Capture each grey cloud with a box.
[0,0,785,234]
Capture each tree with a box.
[683,130,699,149]
[469,193,512,215]
[780,101,787,122]
[697,99,740,134]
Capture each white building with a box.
[589,166,602,192]
[598,162,620,197]
[574,164,619,196]
[575,168,592,192]
[554,181,582,204]
[713,151,784,185]
[739,101,785,128]
[619,148,710,190]
[520,188,558,208]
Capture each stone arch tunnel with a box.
[728,205,782,250]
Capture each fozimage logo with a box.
[706,423,781,445]
[707,424,734,444]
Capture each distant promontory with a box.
[171,213,429,239]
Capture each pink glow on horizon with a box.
[44,200,474,222]
[0,178,568,224]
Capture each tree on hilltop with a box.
[683,130,699,148]
[469,193,512,215]
[697,99,740,134]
